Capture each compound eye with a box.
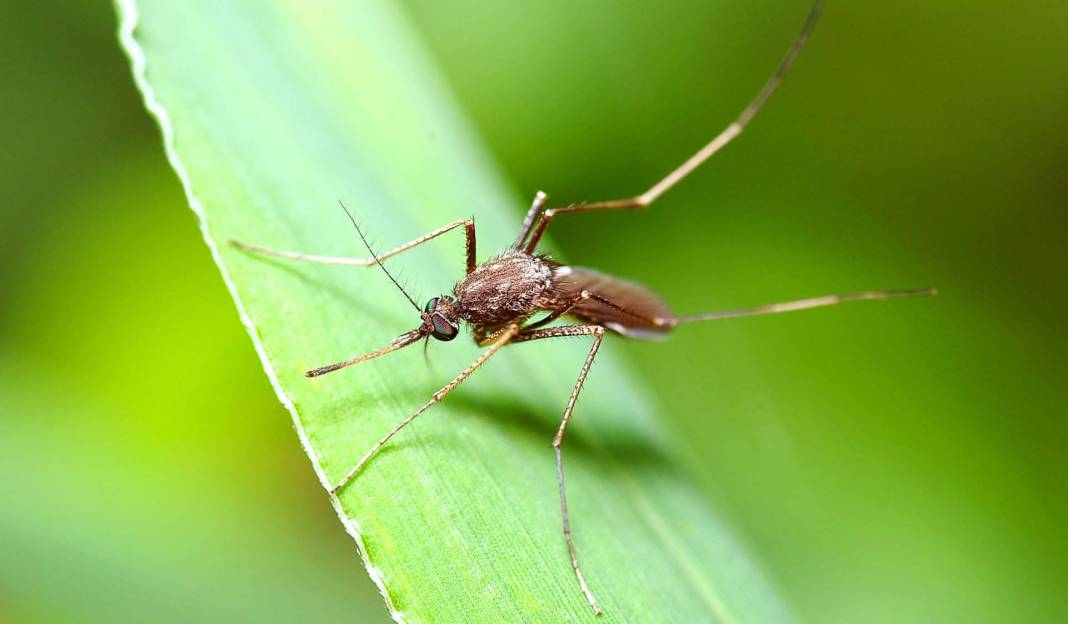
[430,314,458,341]
[424,297,439,314]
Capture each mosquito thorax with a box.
[423,296,460,341]
[454,252,554,325]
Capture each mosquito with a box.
[230,0,933,614]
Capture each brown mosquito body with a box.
[454,251,672,340]
[229,0,934,614]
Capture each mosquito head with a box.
[422,296,460,341]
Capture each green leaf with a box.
[117,1,797,621]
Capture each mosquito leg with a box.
[306,329,426,378]
[471,294,590,347]
[669,286,938,325]
[473,323,525,347]
[522,199,642,253]
[330,324,519,495]
[230,218,478,272]
[511,324,606,614]
[585,292,669,328]
[522,290,593,331]
[520,0,825,253]
[513,191,550,250]
[461,217,478,274]
[473,327,492,347]
[525,289,670,337]
[573,286,937,329]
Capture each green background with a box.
[2,1,1064,622]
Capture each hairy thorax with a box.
[454,251,558,330]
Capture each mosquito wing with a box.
[554,266,674,339]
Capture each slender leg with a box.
[519,0,825,253]
[523,290,592,331]
[671,287,938,325]
[330,324,519,494]
[471,290,590,347]
[513,191,549,250]
[471,289,593,346]
[473,323,524,347]
[538,286,937,335]
[512,324,606,614]
[305,328,426,378]
[586,292,669,328]
[230,218,479,274]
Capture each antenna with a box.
[338,200,421,312]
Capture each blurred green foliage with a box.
[1,1,1064,623]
